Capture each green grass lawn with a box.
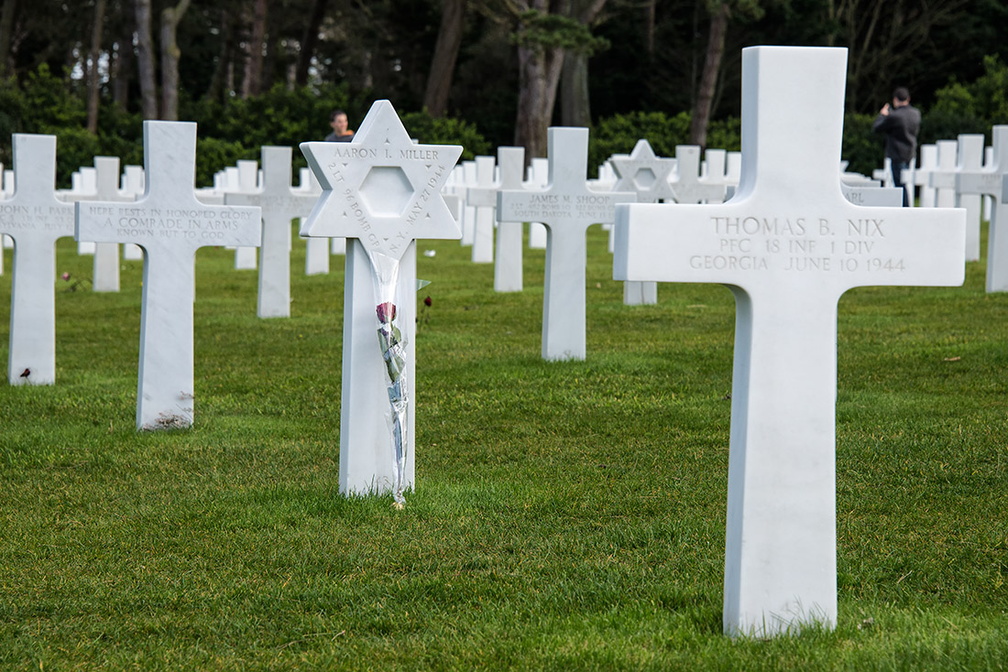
[0,226,1006,670]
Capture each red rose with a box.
[423,296,432,307]
[376,302,397,323]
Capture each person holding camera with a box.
[872,87,920,207]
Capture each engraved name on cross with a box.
[0,134,75,385]
[498,127,636,361]
[614,46,966,637]
[300,100,462,496]
[76,121,262,430]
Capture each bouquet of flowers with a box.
[376,299,408,507]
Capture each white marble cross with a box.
[493,146,525,292]
[296,168,329,275]
[225,146,318,318]
[498,127,636,361]
[120,165,146,260]
[929,140,959,208]
[950,134,985,262]
[671,145,728,204]
[914,145,938,207]
[611,139,677,305]
[460,160,477,246]
[614,46,965,637]
[300,99,462,497]
[232,160,260,270]
[75,121,262,430]
[0,134,75,385]
[466,155,496,263]
[956,125,1008,291]
[82,157,135,292]
[526,158,549,249]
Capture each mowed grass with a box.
[0,224,1006,670]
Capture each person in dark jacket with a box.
[872,87,920,206]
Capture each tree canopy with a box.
[0,0,1004,172]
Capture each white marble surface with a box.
[957,125,1008,291]
[0,134,75,385]
[493,147,525,293]
[226,146,318,318]
[614,46,966,637]
[466,155,496,264]
[76,121,262,430]
[83,157,135,292]
[671,145,728,204]
[233,160,260,270]
[498,127,636,361]
[301,99,462,497]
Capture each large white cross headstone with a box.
[956,125,1008,291]
[498,127,636,360]
[225,146,318,318]
[614,46,965,637]
[0,134,75,385]
[493,146,525,292]
[75,121,262,430]
[300,100,462,497]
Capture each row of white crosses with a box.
[901,128,1008,289]
[615,45,965,636]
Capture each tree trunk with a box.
[514,40,565,160]
[160,0,192,121]
[205,7,234,101]
[560,51,591,127]
[242,0,268,98]
[0,0,17,78]
[422,0,465,117]
[86,0,107,134]
[295,0,329,87]
[644,0,655,57]
[135,0,159,119]
[689,2,729,148]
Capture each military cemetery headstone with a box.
[613,46,965,637]
[949,134,984,262]
[233,160,260,270]
[956,125,1008,291]
[300,100,462,500]
[67,166,98,255]
[527,158,548,249]
[498,127,636,361]
[460,160,477,246]
[466,155,497,264]
[75,121,262,430]
[840,181,903,207]
[297,168,329,275]
[914,144,938,207]
[493,146,526,292]
[81,157,135,292]
[930,139,958,208]
[671,145,728,204]
[226,146,318,318]
[0,134,75,385]
[611,139,678,305]
[120,165,145,260]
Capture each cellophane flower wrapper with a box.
[371,251,408,506]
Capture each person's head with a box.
[892,87,911,107]
[330,109,349,134]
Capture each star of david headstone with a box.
[300,99,462,496]
[614,46,965,637]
